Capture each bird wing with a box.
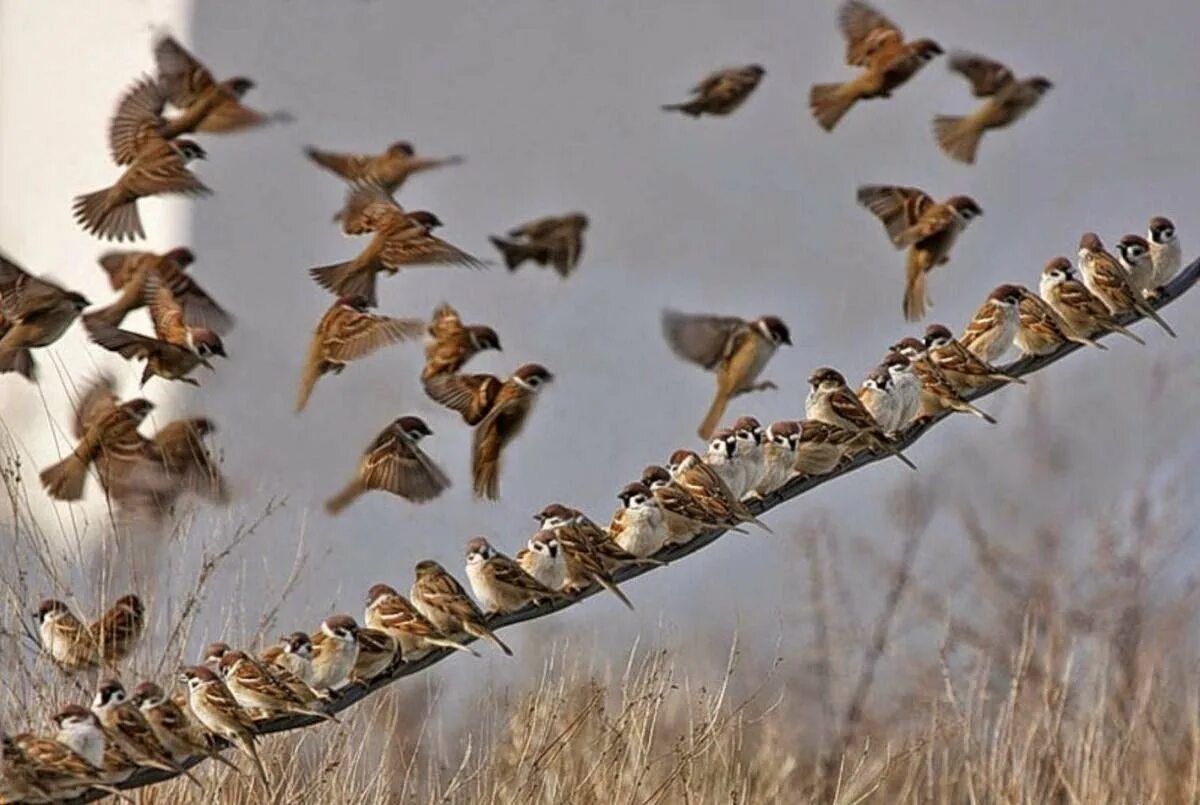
[340,185,400,235]
[153,35,217,107]
[948,51,1016,97]
[896,203,960,247]
[195,98,272,133]
[379,231,488,270]
[74,375,121,439]
[856,185,936,247]
[428,302,463,340]
[507,216,561,240]
[124,149,210,198]
[360,428,450,502]
[109,76,167,165]
[157,263,234,334]
[145,276,191,346]
[97,251,149,291]
[661,310,747,370]
[423,373,503,425]
[839,0,903,66]
[86,321,177,362]
[325,310,424,362]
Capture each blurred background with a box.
[2,1,1200,798]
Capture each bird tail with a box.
[809,83,858,131]
[0,347,36,382]
[661,100,704,117]
[488,236,530,271]
[932,115,984,165]
[903,252,930,322]
[73,187,144,242]
[423,635,481,658]
[697,391,729,441]
[595,574,635,611]
[467,623,513,656]
[238,737,269,787]
[952,399,997,424]
[872,434,917,471]
[1111,323,1147,346]
[1137,300,1177,338]
[308,259,376,306]
[295,344,326,413]
[325,479,364,515]
[990,371,1027,386]
[39,453,89,501]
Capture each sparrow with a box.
[882,351,924,429]
[537,504,661,573]
[750,421,800,497]
[325,415,450,514]
[1013,285,1106,355]
[91,678,202,785]
[1039,258,1145,346]
[305,140,464,196]
[86,278,227,386]
[805,368,916,469]
[48,704,132,784]
[350,628,399,683]
[857,365,905,436]
[180,665,269,785]
[792,420,858,477]
[0,253,89,371]
[470,363,554,500]
[857,185,982,321]
[959,284,1024,364]
[89,594,145,666]
[154,34,286,135]
[309,185,486,307]
[130,681,240,771]
[217,650,334,721]
[73,134,209,242]
[84,247,233,334]
[1147,216,1181,294]
[309,615,362,692]
[724,415,768,498]
[667,450,772,532]
[661,310,792,439]
[297,296,424,412]
[488,213,589,277]
[809,0,942,131]
[516,531,571,591]
[39,392,157,503]
[0,734,57,802]
[1078,232,1175,337]
[151,416,231,503]
[364,584,479,660]
[12,728,118,799]
[608,481,671,557]
[534,507,636,609]
[260,634,327,700]
[892,338,997,424]
[411,561,513,655]
[465,536,564,615]
[421,302,502,381]
[640,463,746,541]
[703,428,750,501]
[423,370,505,426]
[933,53,1052,164]
[662,64,765,117]
[35,599,98,672]
[1115,234,1157,300]
[923,322,1027,392]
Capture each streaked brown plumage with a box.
[305,140,464,196]
[805,368,916,469]
[421,302,501,382]
[89,594,145,666]
[1039,258,1145,346]
[534,505,635,609]
[488,213,589,277]
[809,1,942,131]
[891,338,997,423]
[933,53,1052,164]
[792,420,858,477]
[297,296,423,412]
[1014,286,1105,355]
[668,450,772,531]
[923,323,1027,392]
[11,731,114,799]
[662,64,765,117]
[130,681,240,772]
[180,665,268,786]
[326,416,450,514]
[364,583,479,660]
[471,363,553,500]
[350,628,400,683]
[640,465,745,543]
[91,679,201,785]
[35,600,98,673]
[0,253,90,375]
[154,35,286,135]
[423,371,505,425]
[84,247,232,334]
[151,417,230,503]
[309,186,486,307]
[857,185,982,321]
[410,560,512,656]
[1078,232,1176,337]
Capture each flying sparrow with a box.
[50,704,133,784]
[39,392,157,503]
[792,420,858,477]
[923,322,1027,391]
[85,247,233,334]
[959,284,1024,363]
[1014,285,1106,355]
[411,561,513,655]
[809,0,941,131]
[1078,232,1175,337]
[89,594,145,667]
[180,665,269,785]
[421,302,502,381]
[305,140,464,196]
[933,53,1051,164]
[1039,258,1145,346]
[892,338,997,423]
[151,416,231,503]
[364,583,479,660]
[471,363,554,500]
[465,536,564,615]
[130,680,240,771]
[805,368,917,468]
[297,295,424,412]
[661,310,791,439]
[1146,216,1180,294]
[1115,234,1157,300]
[0,311,36,382]
[326,415,449,514]
[488,213,589,277]
[35,599,98,673]
[608,482,671,557]
[308,615,362,693]
[92,678,202,785]
[662,64,765,117]
[751,421,800,497]
[0,253,89,370]
[217,650,334,721]
[857,185,982,321]
[309,185,485,307]
[154,35,285,135]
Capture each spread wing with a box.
[896,203,959,247]
[361,427,450,503]
[839,0,903,66]
[109,76,167,165]
[325,309,424,362]
[124,148,210,198]
[305,146,370,181]
[97,251,149,291]
[508,216,561,240]
[158,266,234,334]
[856,185,936,247]
[340,185,400,235]
[74,375,121,438]
[0,255,72,319]
[153,35,216,107]
[661,310,747,370]
[423,373,502,425]
[428,302,463,340]
[948,52,1016,97]
[145,276,190,346]
[196,98,274,133]
[379,231,488,270]
[86,321,179,362]
[471,386,529,499]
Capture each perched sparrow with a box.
[857,365,906,435]
[924,323,1027,391]
[92,678,201,785]
[465,536,564,615]
[805,368,916,469]
[1078,233,1175,337]
[421,302,501,381]
[703,428,749,501]
[883,352,924,428]
[35,599,98,672]
[151,416,231,503]
[49,704,131,784]
[154,35,285,135]
[751,422,800,497]
[85,247,232,334]
[1115,234,1157,300]
[180,665,269,785]
[668,450,772,532]
[608,481,671,557]
[959,284,1024,363]
[1014,285,1106,355]
[411,561,513,655]
[534,507,635,609]
[470,363,554,500]
[892,338,996,423]
[305,140,464,196]
[661,310,791,439]
[933,53,1052,164]
[12,728,117,799]
[297,296,424,412]
[350,628,399,683]
[0,253,89,372]
[326,415,449,514]
[1147,216,1181,293]
[536,504,660,573]
[857,185,982,321]
[89,594,145,666]
[639,465,735,544]
[792,420,857,477]
[0,733,55,802]
[1039,258,1145,346]
[713,416,767,498]
[662,64,765,117]
[309,185,486,307]
[516,530,572,590]
[364,584,479,660]
[73,134,208,241]
[810,0,941,130]
[308,615,362,692]
[217,650,333,721]
[261,633,326,698]
[131,680,240,771]
[488,213,589,277]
